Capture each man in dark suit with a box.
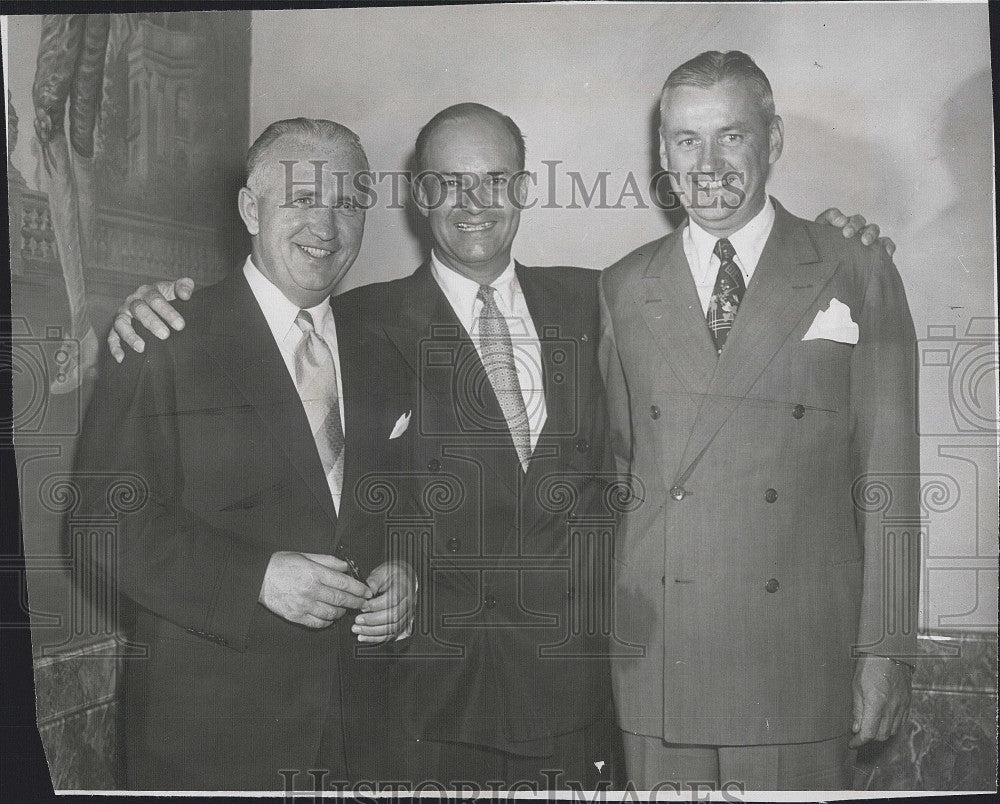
[364,103,617,788]
[74,118,416,790]
[598,51,919,790]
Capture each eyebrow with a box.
[669,121,752,136]
[437,169,511,177]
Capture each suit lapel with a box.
[201,272,339,528]
[330,294,364,535]
[674,202,838,480]
[381,263,520,496]
[515,263,572,446]
[632,232,718,396]
[381,262,464,411]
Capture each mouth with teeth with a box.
[297,244,334,259]
[455,221,496,232]
[692,173,740,191]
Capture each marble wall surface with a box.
[33,629,997,790]
[33,636,122,790]
[856,630,997,791]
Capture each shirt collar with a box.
[686,196,776,270]
[429,251,519,324]
[242,255,332,343]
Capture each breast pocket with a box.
[783,337,853,411]
[174,405,291,520]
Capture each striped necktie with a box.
[477,284,531,471]
[293,309,345,506]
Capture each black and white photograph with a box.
[2,1,997,797]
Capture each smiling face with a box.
[660,78,783,237]
[415,113,526,284]
[238,133,366,307]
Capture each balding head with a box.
[414,103,526,175]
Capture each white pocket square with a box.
[389,410,411,440]
[802,298,859,345]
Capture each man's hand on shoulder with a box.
[108,277,196,363]
[259,551,373,629]
[815,208,896,258]
[352,560,418,643]
[849,655,913,748]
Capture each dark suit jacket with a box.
[74,270,413,790]
[344,262,616,753]
[599,201,920,745]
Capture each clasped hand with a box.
[259,552,416,643]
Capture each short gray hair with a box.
[245,118,369,192]
[660,50,775,127]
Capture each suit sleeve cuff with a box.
[205,542,274,651]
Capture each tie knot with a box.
[477,284,497,303]
[714,238,736,263]
[295,309,316,334]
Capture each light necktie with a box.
[707,237,746,353]
[293,309,345,506]
[476,284,532,471]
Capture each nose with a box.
[308,205,341,242]
[461,181,489,213]
[698,140,723,174]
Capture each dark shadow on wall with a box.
[648,96,687,233]
[403,146,434,262]
[919,67,994,302]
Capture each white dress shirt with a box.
[243,256,344,511]
[683,197,776,315]
[430,253,547,452]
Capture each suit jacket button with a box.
[670,486,686,501]
[447,537,460,553]
[661,575,666,586]
[650,405,660,420]
[764,488,778,503]
[792,404,805,419]
[427,458,440,472]
[575,439,590,453]
[484,593,497,609]
[765,578,780,593]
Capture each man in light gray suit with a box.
[599,51,919,790]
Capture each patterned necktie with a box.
[293,310,345,506]
[707,237,746,353]
[477,285,532,471]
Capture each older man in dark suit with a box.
[75,118,416,790]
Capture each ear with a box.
[237,187,260,236]
[768,115,784,165]
[412,173,432,219]
[511,171,530,209]
[658,128,670,172]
